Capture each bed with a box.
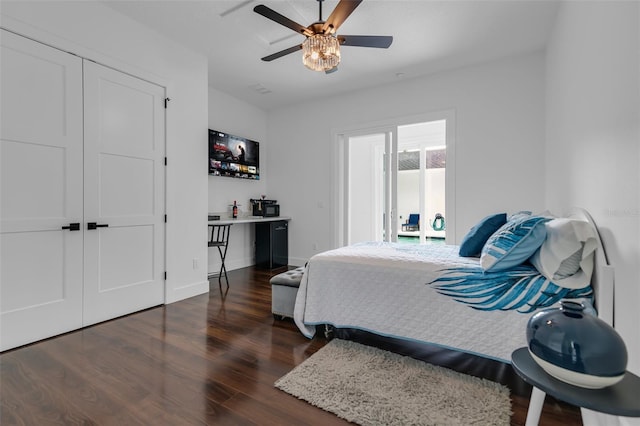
[293,208,614,394]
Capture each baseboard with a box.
[165,279,209,304]
[209,256,253,275]
[288,256,308,267]
[208,256,307,274]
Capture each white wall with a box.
[207,87,268,273]
[1,1,210,303]
[545,0,640,385]
[267,52,546,265]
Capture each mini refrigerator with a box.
[255,220,288,269]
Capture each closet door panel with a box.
[1,141,67,221]
[99,153,154,217]
[82,60,165,326]
[0,30,83,351]
[98,225,154,290]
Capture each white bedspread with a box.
[294,242,536,363]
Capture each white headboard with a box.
[566,207,615,326]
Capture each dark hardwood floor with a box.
[1,266,582,425]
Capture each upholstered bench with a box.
[270,266,305,319]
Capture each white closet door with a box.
[82,61,165,326]
[0,30,84,351]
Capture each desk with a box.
[511,347,640,425]
[211,216,291,226]
[208,216,291,271]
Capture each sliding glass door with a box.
[337,113,454,247]
[397,120,447,244]
[342,129,396,244]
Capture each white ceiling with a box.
[103,0,560,110]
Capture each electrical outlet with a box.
[192,258,199,269]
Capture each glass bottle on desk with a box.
[232,201,238,219]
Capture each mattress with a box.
[294,242,537,363]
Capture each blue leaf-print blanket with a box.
[429,264,593,313]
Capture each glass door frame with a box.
[381,130,397,243]
[334,110,456,248]
[336,127,396,246]
[396,140,427,243]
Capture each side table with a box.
[511,347,640,425]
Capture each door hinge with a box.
[164,214,167,223]
[164,157,167,166]
[164,97,170,108]
[164,271,167,280]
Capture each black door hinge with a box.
[164,214,167,223]
[164,271,167,280]
[164,97,170,108]
[164,157,167,166]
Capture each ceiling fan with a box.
[254,0,392,73]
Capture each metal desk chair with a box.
[209,224,231,288]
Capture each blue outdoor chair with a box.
[402,214,420,231]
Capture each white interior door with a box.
[0,30,84,351]
[82,60,165,326]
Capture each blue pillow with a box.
[480,215,550,272]
[458,213,507,257]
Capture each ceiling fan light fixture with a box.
[302,33,341,72]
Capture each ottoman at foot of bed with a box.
[270,266,305,319]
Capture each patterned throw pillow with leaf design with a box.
[480,214,550,272]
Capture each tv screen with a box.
[208,129,259,180]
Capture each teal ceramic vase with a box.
[526,300,627,388]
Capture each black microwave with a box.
[263,204,280,217]
[251,199,279,217]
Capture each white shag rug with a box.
[275,339,512,426]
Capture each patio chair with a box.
[401,214,420,232]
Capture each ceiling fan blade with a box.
[260,44,303,62]
[322,0,363,34]
[254,4,312,36]
[338,35,393,48]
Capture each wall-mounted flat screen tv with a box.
[208,129,259,180]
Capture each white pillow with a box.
[554,246,583,279]
[530,218,597,289]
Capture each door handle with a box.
[87,222,109,230]
[61,223,80,231]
